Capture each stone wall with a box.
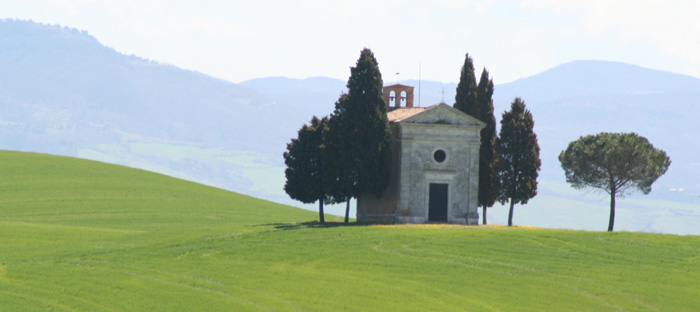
[395,122,481,225]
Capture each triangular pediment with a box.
[399,103,485,127]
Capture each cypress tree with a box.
[496,98,541,226]
[283,116,330,223]
[328,48,392,221]
[454,53,478,116]
[475,68,499,224]
[325,94,353,223]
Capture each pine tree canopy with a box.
[559,132,670,196]
[558,132,670,231]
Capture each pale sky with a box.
[3,0,700,84]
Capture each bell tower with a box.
[383,84,414,110]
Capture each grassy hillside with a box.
[1,151,699,311]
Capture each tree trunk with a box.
[319,199,325,224]
[344,199,350,224]
[508,200,515,226]
[608,191,616,232]
[361,198,367,223]
[482,205,487,225]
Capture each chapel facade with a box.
[356,84,485,225]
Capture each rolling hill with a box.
[0,151,700,311]
[1,150,700,311]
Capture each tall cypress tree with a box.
[496,98,541,226]
[475,68,499,224]
[325,94,353,223]
[283,116,330,223]
[328,48,392,221]
[454,53,478,115]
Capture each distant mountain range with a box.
[0,19,300,200]
[1,19,698,234]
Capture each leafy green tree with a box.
[328,48,392,221]
[559,132,671,232]
[283,116,330,223]
[454,53,478,115]
[475,68,499,225]
[496,98,541,226]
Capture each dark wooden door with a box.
[428,183,448,222]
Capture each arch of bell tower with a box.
[383,84,414,109]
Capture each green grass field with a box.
[1,150,699,311]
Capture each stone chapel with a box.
[356,84,485,225]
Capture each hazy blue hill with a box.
[0,19,300,201]
[497,60,700,102]
[241,76,346,94]
[239,76,346,121]
[0,19,278,149]
[485,60,700,234]
[238,77,458,120]
[492,61,700,200]
[397,79,458,106]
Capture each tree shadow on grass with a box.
[250,221,370,231]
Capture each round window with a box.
[433,150,446,163]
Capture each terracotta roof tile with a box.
[387,107,430,122]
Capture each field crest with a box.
[1,151,699,311]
